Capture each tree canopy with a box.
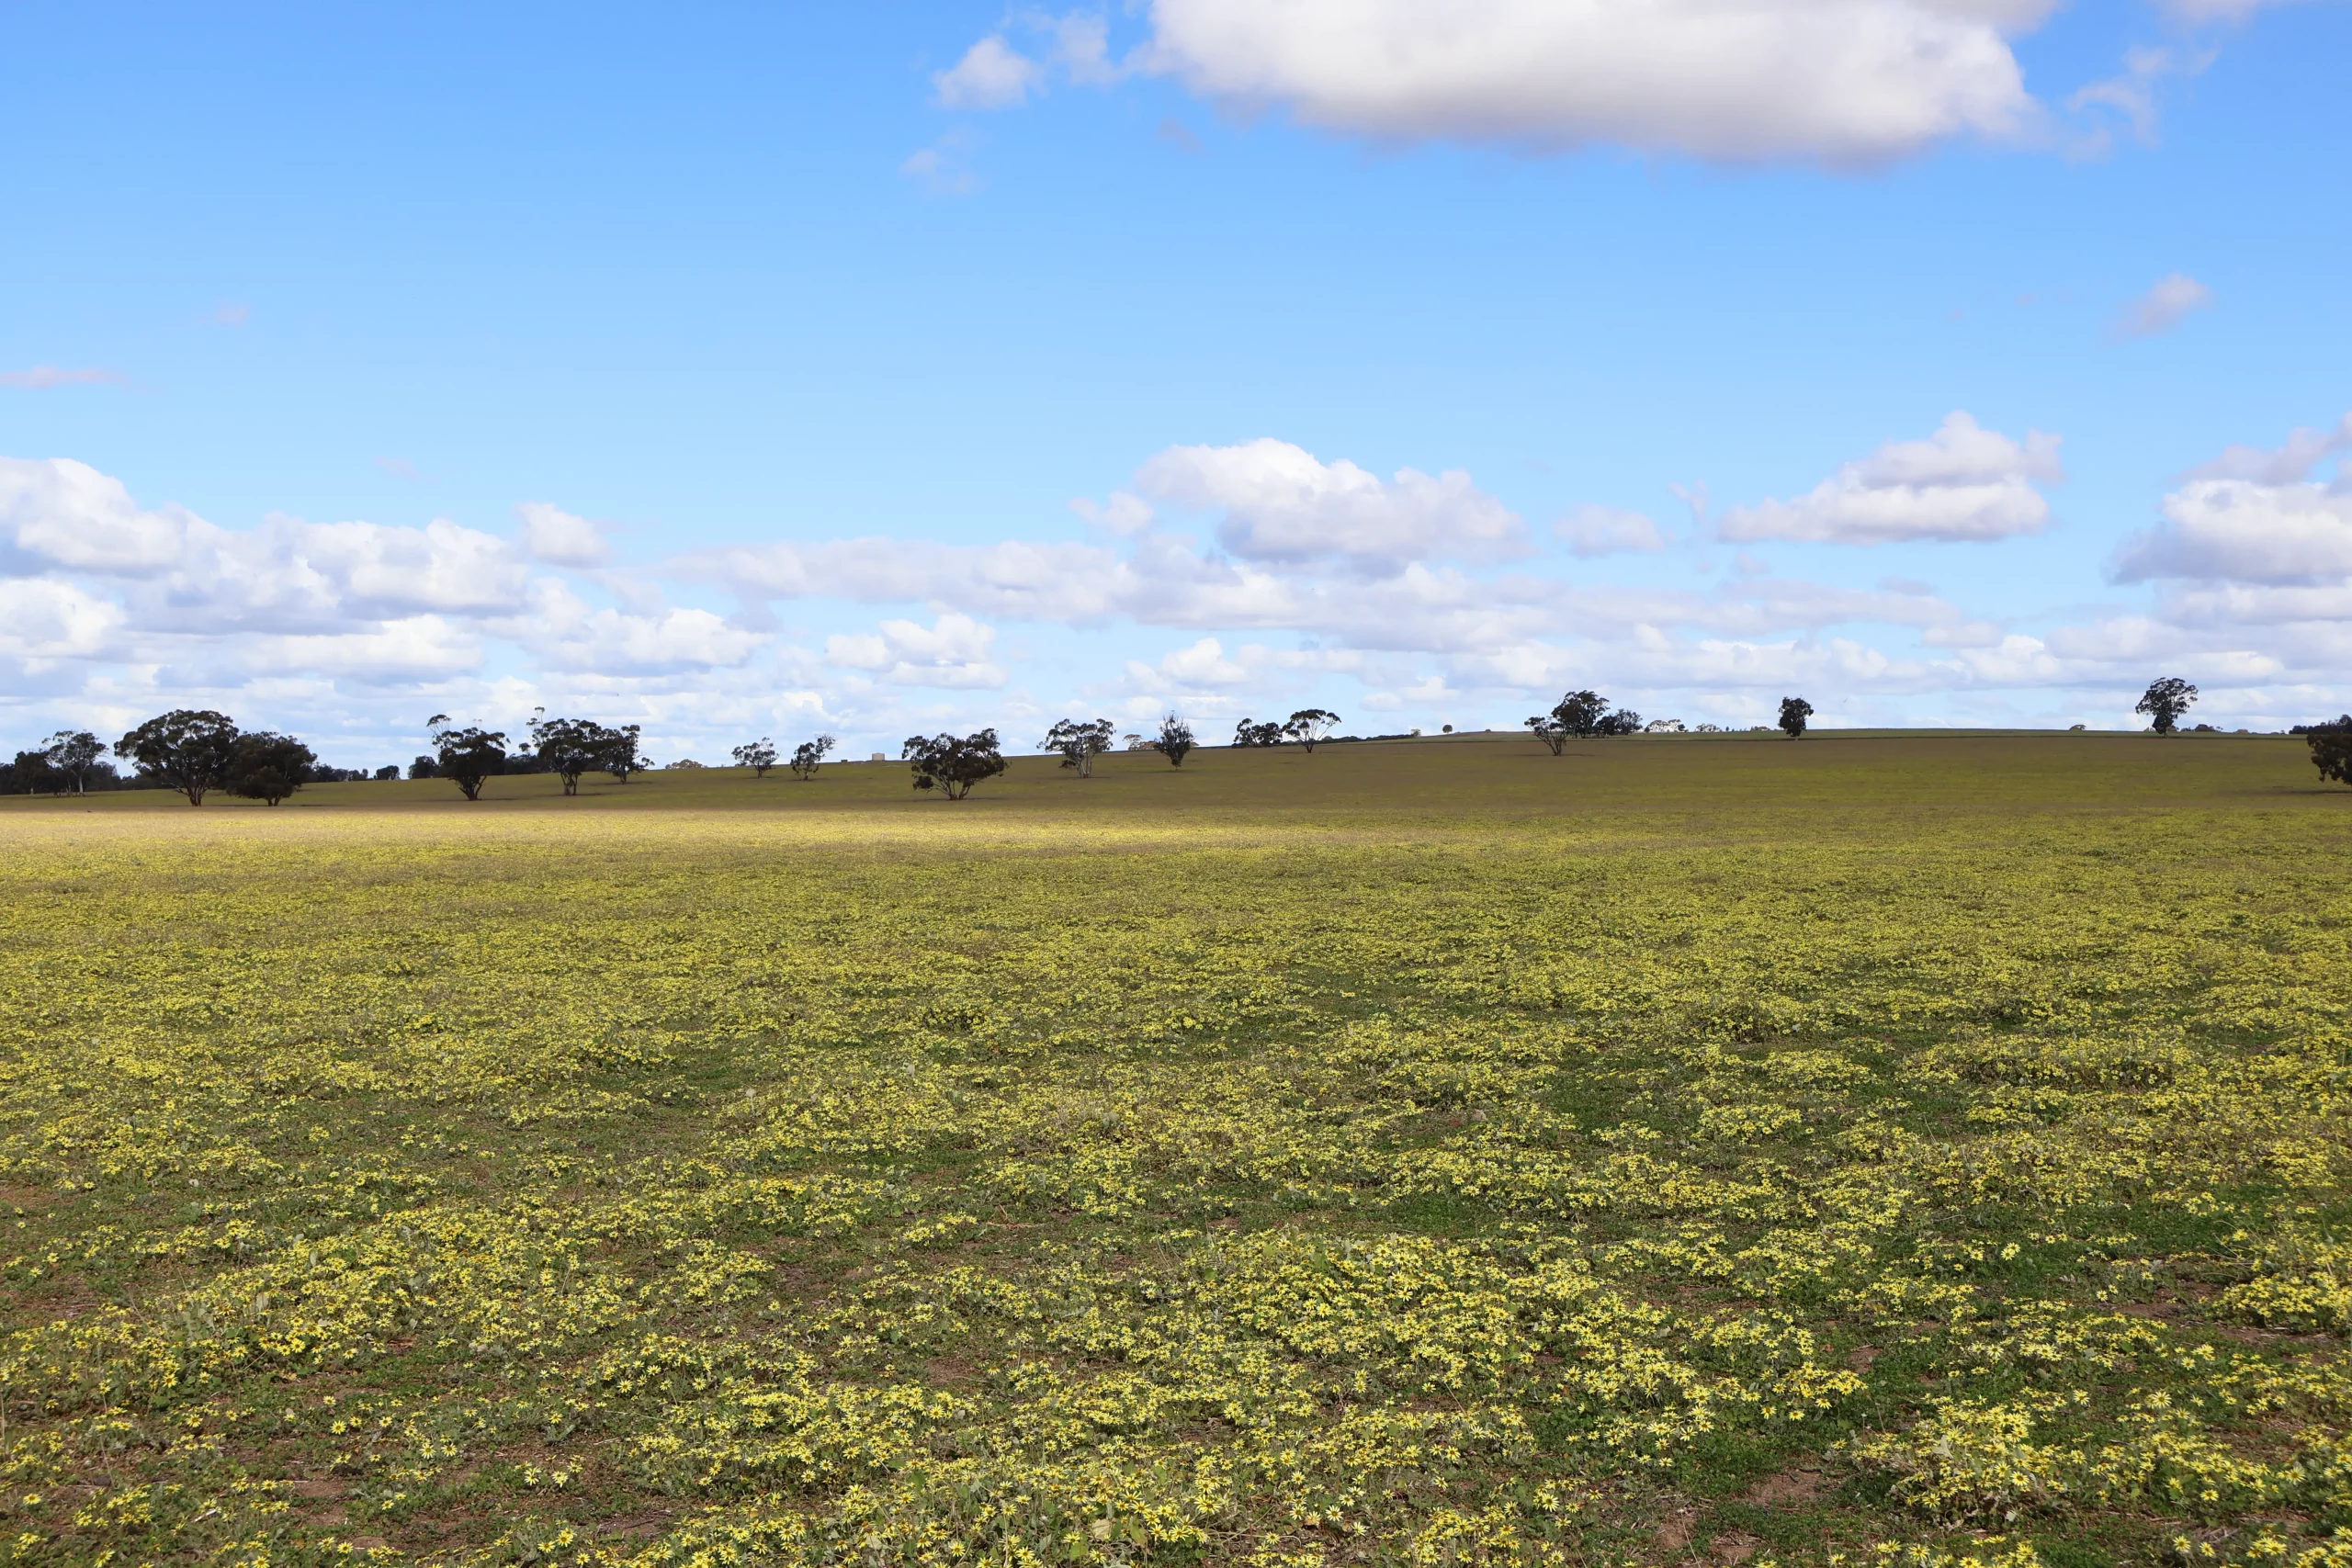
[1043,717,1115,777]
[115,710,242,806]
[902,729,1007,800]
[40,731,106,794]
[1529,691,1641,746]
[2137,676,2199,736]
[228,732,318,807]
[790,735,837,780]
[1283,709,1340,751]
[428,715,508,801]
[1156,715,1195,767]
[732,739,779,779]
[1779,696,1815,739]
[1231,719,1285,748]
[2308,716,2352,786]
[527,713,641,794]
[602,725,646,784]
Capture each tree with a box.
[1232,719,1285,748]
[115,710,242,806]
[528,713,611,795]
[2308,716,2352,786]
[1283,709,1340,752]
[40,730,105,795]
[408,754,441,780]
[6,750,62,795]
[374,765,401,781]
[1556,691,1613,739]
[903,728,1006,799]
[1526,711,1570,755]
[428,715,507,801]
[600,724,645,784]
[732,738,779,779]
[790,734,837,781]
[227,732,317,807]
[2136,677,2198,736]
[1043,717,1115,777]
[1157,714,1195,767]
[1778,697,1815,739]
[1596,707,1644,737]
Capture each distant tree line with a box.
[15,680,2349,803]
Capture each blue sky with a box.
[5,0,2348,767]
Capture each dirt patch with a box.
[1713,1532,1762,1563]
[1742,1468,1824,1507]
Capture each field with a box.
[2,732,2348,1568]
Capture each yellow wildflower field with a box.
[2,733,2347,1567]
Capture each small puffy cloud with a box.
[2109,272,2214,340]
[1134,0,2044,164]
[934,35,1042,107]
[2065,45,2194,151]
[0,366,128,390]
[1,456,197,573]
[2113,479,2352,587]
[900,131,982,196]
[1555,504,1667,557]
[2111,416,2352,591]
[1718,412,2064,545]
[516,501,612,568]
[1070,491,1155,536]
[1136,437,1526,570]
[2180,413,2351,485]
[826,613,1006,689]
[1129,636,1253,690]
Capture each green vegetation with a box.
[1,732,2346,1566]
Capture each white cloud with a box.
[1129,0,2044,164]
[2114,479,2352,587]
[1050,13,1126,85]
[1,457,196,573]
[900,131,983,195]
[2159,0,2301,23]
[1124,636,1254,693]
[519,581,767,674]
[1136,437,1527,570]
[1070,491,1155,535]
[0,367,128,390]
[1718,412,2064,545]
[2109,272,2214,340]
[935,36,1043,108]
[1555,504,1667,557]
[0,578,124,660]
[516,501,612,568]
[2180,414,2351,485]
[2109,417,2352,593]
[826,613,1007,689]
[254,615,483,682]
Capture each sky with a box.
[4,0,2349,769]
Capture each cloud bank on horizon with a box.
[6,407,2349,762]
